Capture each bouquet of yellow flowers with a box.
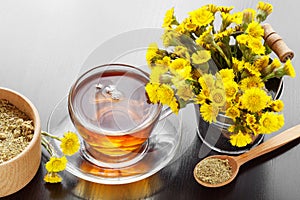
[145,2,296,147]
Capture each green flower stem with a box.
[213,42,231,68]
[42,131,61,141]
[41,136,56,157]
[262,73,275,82]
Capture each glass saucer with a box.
[46,96,182,184]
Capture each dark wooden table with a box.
[1,1,300,199]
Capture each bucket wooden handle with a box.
[262,23,294,63]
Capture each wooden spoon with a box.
[194,124,300,187]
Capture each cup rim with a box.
[68,63,163,135]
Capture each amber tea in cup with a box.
[68,64,162,168]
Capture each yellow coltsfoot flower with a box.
[60,131,80,156]
[45,156,67,173]
[240,87,271,113]
[229,131,252,147]
[44,172,63,183]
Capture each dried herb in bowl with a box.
[0,99,34,164]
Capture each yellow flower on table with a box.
[42,130,81,183]
[45,156,67,173]
[60,131,80,156]
[43,172,63,183]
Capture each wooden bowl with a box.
[0,87,41,197]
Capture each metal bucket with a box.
[196,77,284,155]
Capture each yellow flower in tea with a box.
[45,156,67,173]
[240,87,271,113]
[44,172,63,183]
[259,112,284,133]
[229,131,252,147]
[240,76,264,91]
[248,37,265,55]
[210,88,226,107]
[189,7,214,27]
[246,21,264,39]
[200,103,219,123]
[170,58,192,79]
[60,131,80,156]
[271,99,284,112]
[145,82,160,104]
[191,50,211,64]
[162,7,177,29]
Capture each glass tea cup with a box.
[68,64,171,168]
